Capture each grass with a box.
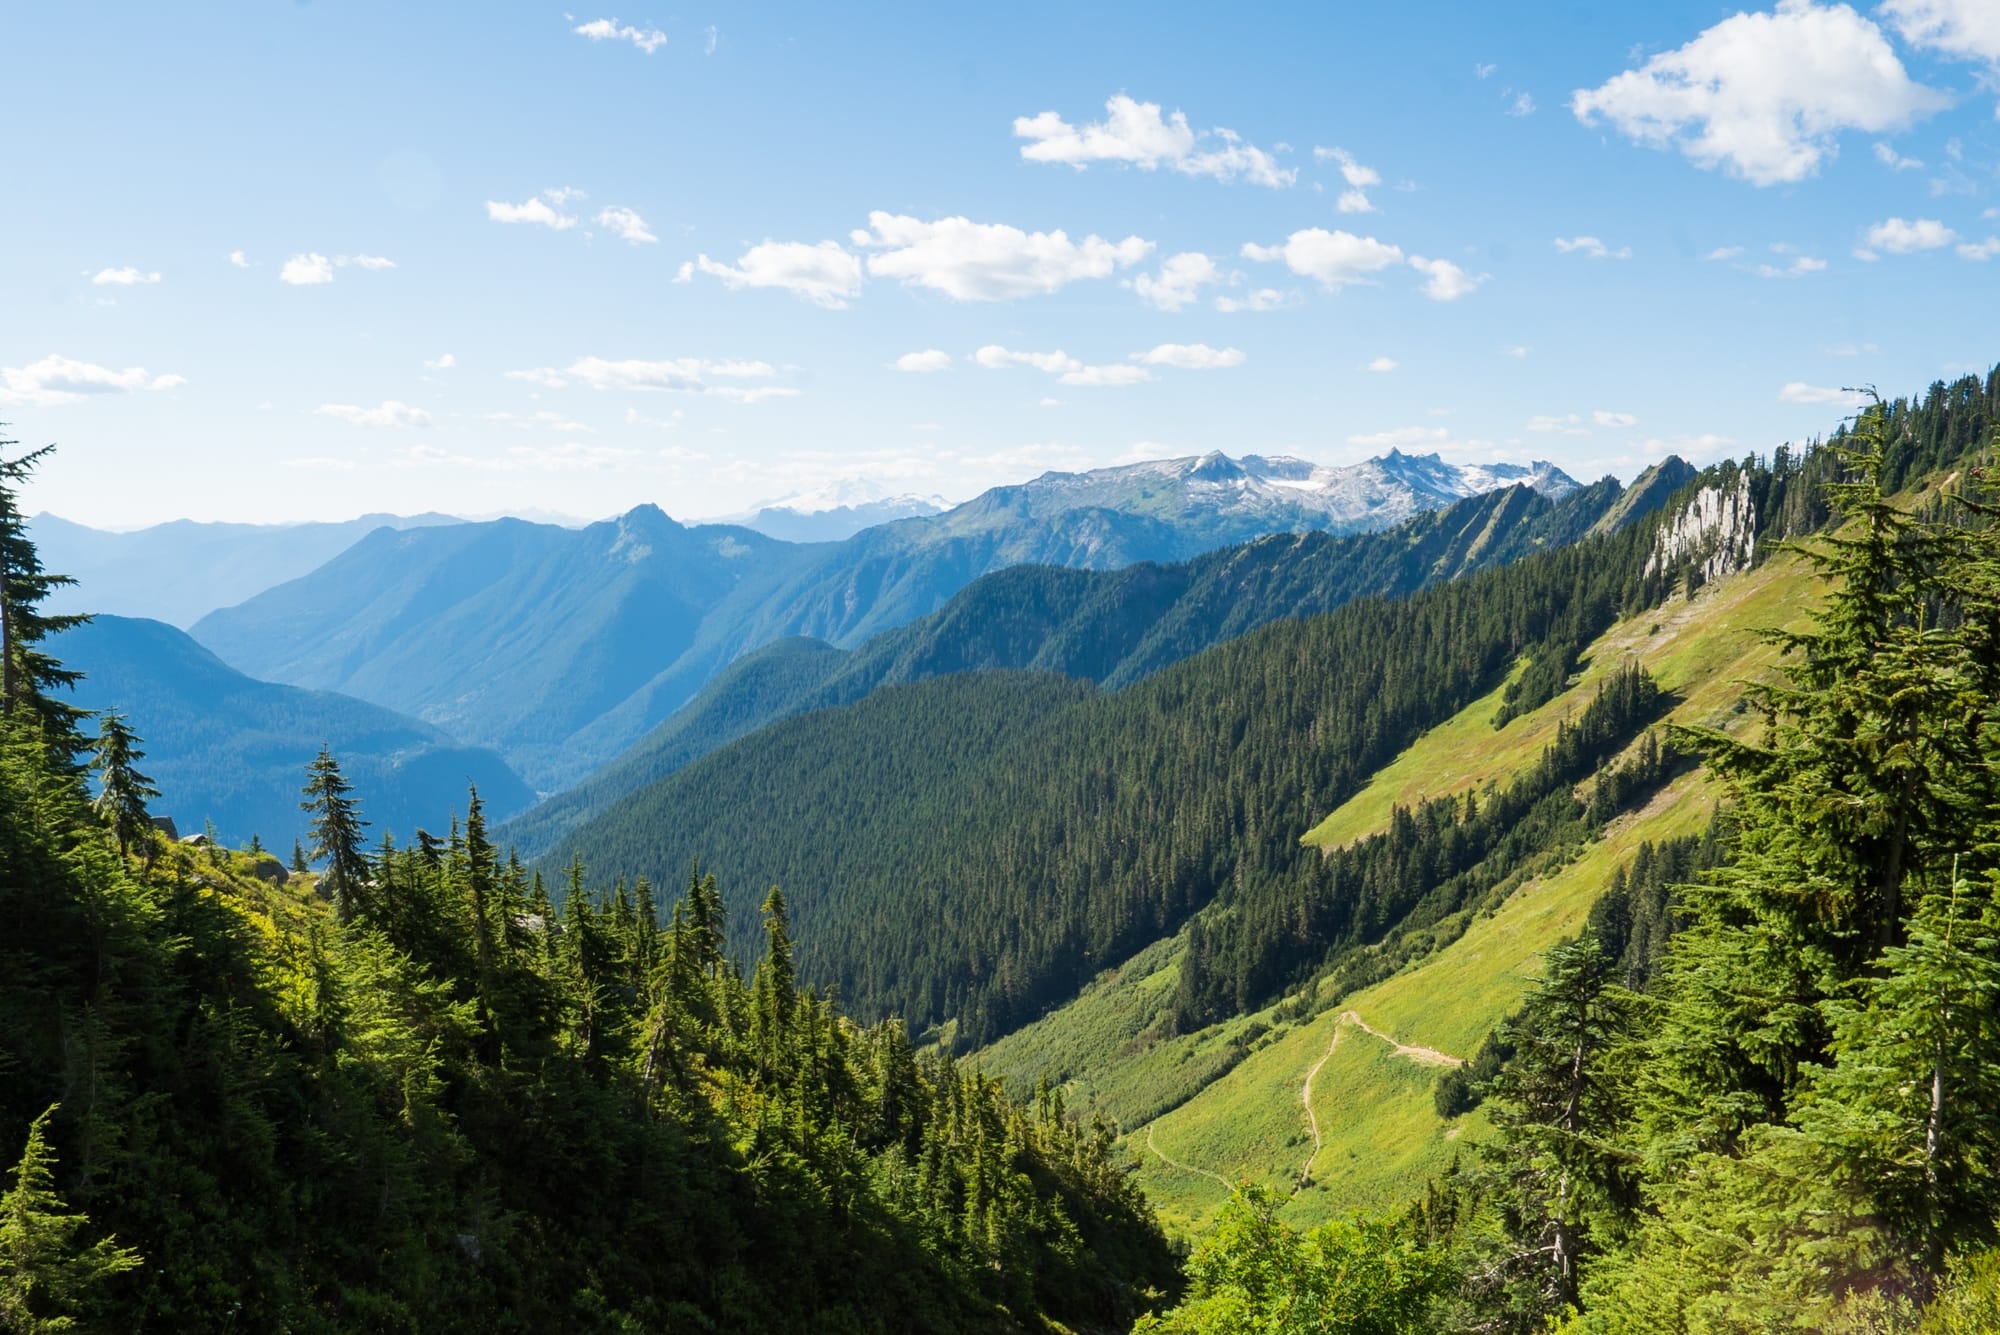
[976,552,1823,1239]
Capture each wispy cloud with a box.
[572,17,667,53]
[1014,94,1294,187]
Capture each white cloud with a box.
[1704,245,1746,260]
[1779,381,1868,405]
[425,353,456,370]
[1958,237,2000,260]
[228,250,250,269]
[1528,414,1587,435]
[855,212,1152,301]
[1315,147,1381,212]
[694,240,863,307]
[1059,364,1153,387]
[346,254,396,270]
[1135,342,1246,369]
[972,345,1154,386]
[704,25,718,54]
[1553,235,1631,259]
[1504,345,1531,358]
[1409,254,1485,301]
[1113,441,1184,465]
[1352,425,1496,455]
[1507,91,1536,117]
[1367,356,1397,372]
[0,355,189,406]
[1214,287,1292,313]
[1476,62,1498,79]
[974,346,1082,374]
[1755,254,1827,276]
[893,349,953,372]
[698,385,800,404]
[596,207,657,244]
[1013,94,1295,187]
[317,400,432,428]
[573,17,667,53]
[1571,0,1947,186]
[1039,397,1062,408]
[280,253,335,285]
[486,194,580,230]
[91,267,160,286]
[1241,228,1403,290]
[1593,410,1639,426]
[1862,217,1958,256]
[1130,251,1220,310]
[508,356,784,400]
[1881,0,2000,66]
[1874,141,1925,171]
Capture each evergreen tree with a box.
[88,713,157,859]
[0,1105,141,1330]
[290,837,307,874]
[0,437,88,755]
[300,747,369,923]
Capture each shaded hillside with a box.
[29,510,460,626]
[56,615,531,845]
[191,507,816,790]
[506,467,1680,858]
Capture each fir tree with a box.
[88,713,157,859]
[0,1105,141,1330]
[300,747,369,923]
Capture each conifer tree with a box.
[0,1105,141,1329]
[0,436,88,755]
[752,886,796,1074]
[88,712,157,858]
[300,747,369,923]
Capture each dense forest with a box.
[0,438,1176,1331]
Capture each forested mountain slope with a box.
[54,614,532,844]
[550,372,1999,1057]
[504,465,1681,858]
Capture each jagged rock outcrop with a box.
[1645,469,1756,589]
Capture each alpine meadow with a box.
[10,3,2000,1332]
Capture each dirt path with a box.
[1295,1020,1347,1188]
[1295,1011,1465,1189]
[1144,1124,1233,1192]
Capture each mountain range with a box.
[501,460,1686,858]
[29,510,462,627]
[56,615,532,846]
[189,450,1580,791]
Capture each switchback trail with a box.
[1296,1010,1465,1190]
[1144,1124,1233,1192]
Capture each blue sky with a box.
[5,0,1998,527]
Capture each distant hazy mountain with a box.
[727,479,949,543]
[191,508,819,791]
[56,615,532,847]
[187,450,1583,792]
[501,461,1688,858]
[30,511,462,627]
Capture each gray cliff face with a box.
[1646,469,1756,587]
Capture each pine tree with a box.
[1794,860,2000,1271]
[290,837,307,874]
[88,713,157,859]
[752,886,796,1077]
[1476,935,1637,1325]
[0,437,88,756]
[300,747,369,923]
[0,1105,141,1330]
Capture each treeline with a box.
[0,441,1175,1332]
[1172,661,1676,1030]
